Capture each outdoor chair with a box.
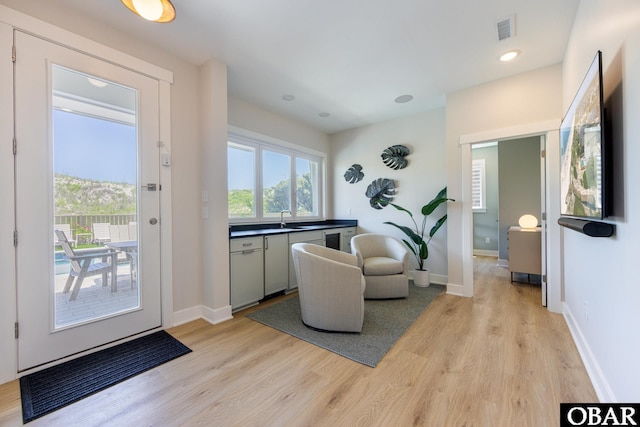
[291,243,365,332]
[351,233,409,299]
[56,230,118,301]
[92,222,111,244]
[109,224,131,242]
[54,224,76,247]
[128,222,137,240]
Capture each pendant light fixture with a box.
[121,0,176,23]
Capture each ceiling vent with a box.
[496,15,515,41]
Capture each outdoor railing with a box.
[55,214,136,232]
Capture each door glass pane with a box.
[263,150,291,217]
[296,157,319,217]
[52,66,139,329]
[228,143,256,218]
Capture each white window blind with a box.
[472,159,486,211]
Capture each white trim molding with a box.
[564,303,614,402]
[172,305,233,327]
[458,120,563,312]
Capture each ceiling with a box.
[2,0,580,134]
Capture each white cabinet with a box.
[288,230,323,291]
[230,237,264,311]
[264,234,289,295]
[508,226,541,282]
[341,227,356,253]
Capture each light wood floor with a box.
[0,256,597,426]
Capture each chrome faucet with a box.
[280,210,291,228]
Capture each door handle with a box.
[149,218,158,225]
[142,183,157,191]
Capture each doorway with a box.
[14,31,162,371]
[471,136,546,305]
[459,120,561,310]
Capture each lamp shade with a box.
[518,214,538,229]
[121,0,176,23]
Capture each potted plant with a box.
[383,187,454,287]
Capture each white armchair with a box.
[291,243,365,332]
[351,233,409,299]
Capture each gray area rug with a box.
[246,284,444,367]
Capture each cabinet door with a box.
[287,231,323,291]
[341,227,356,252]
[264,235,288,295]
[230,248,264,310]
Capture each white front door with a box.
[15,31,162,371]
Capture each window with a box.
[228,142,256,219]
[228,133,324,222]
[296,157,320,217]
[471,159,486,212]
[262,150,291,217]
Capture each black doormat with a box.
[19,330,191,423]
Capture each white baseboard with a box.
[172,306,204,327]
[497,258,509,268]
[429,273,447,285]
[173,305,233,327]
[473,249,499,257]
[446,282,472,297]
[563,303,614,402]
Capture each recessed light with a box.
[282,94,296,101]
[394,94,413,104]
[318,112,330,118]
[499,50,520,62]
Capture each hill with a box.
[54,174,137,215]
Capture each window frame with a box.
[228,130,325,224]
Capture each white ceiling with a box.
[2,0,580,134]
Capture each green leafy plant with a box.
[383,187,454,271]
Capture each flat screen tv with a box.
[560,51,607,220]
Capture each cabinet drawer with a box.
[288,230,323,244]
[230,236,263,252]
[342,227,356,237]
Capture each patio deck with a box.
[55,263,138,328]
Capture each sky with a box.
[53,109,137,184]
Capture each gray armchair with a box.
[351,233,409,299]
[291,243,365,332]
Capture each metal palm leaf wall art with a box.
[365,178,395,210]
[343,164,364,184]
[381,144,410,170]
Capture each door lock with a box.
[142,183,157,191]
[149,218,158,225]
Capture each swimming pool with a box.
[55,252,70,275]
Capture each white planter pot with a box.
[412,269,430,287]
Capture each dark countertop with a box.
[229,220,357,239]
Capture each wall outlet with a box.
[485,237,491,244]
[584,301,588,321]
[347,207,352,216]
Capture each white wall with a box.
[199,60,232,324]
[330,109,449,282]
[228,97,330,154]
[561,0,640,402]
